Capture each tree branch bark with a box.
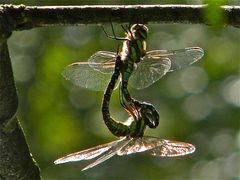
[0,38,40,179]
[0,4,240,31]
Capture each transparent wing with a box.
[81,137,131,171]
[54,139,122,164]
[129,57,171,89]
[145,47,204,72]
[62,51,117,91]
[88,51,116,73]
[116,136,195,157]
[62,61,118,91]
[117,136,163,155]
[81,149,118,171]
[129,47,204,89]
[149,139,196,157]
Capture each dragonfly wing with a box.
[54,139,122,164]
[146,47,204,72]
[116,136,195,157]
[149,139,196,157]
[129,57,171,89]
[88,51,116,73]
[117,137,160,155]
[62,61,117,91]
[129,47,203,89]
[81,149,117,171]
[81,137,131,171]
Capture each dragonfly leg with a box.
[119,82,138,119]
[101,24,129,41]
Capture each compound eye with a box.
[140,105,159,128]
[138,30,147,40]
[131,24,148,40]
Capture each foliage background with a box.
[2,0,240,179]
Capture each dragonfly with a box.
[62,24,204,92]
[54,54,196,171]
[62,24,204,117]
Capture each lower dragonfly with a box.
[54,55,196,171]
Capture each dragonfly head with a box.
[140,103,159,129]
[130,24,148,40]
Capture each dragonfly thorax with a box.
[120,40,147,78]
[121,24,148,64]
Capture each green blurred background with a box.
[3,0,240,179]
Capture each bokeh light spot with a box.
[210,130,235,157]
[62,26,92,47]
[180,66,209,94]
[69,87,96,110]
[182,94,212,120]
[220,76,240,107]
[12,55,35,82]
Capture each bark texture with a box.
[0,4,239,31]
[0,40,40,179]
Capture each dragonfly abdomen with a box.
[102,56,132,137]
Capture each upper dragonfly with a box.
[62,24,204,91]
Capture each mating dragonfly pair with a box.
[54,24,204,171]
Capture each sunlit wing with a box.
[54,139,123,165]
[54,137,195,171]
[129,47,204,89]
[62,61,119,91]
[88,51,116,73]
[146,47,204,72]
[117,136,163,155]
[116,136,195,157]
[81,137,131,171]
[129,57,171,89]
[149,139,196,157]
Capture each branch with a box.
[0,40,40,179]
[0,4,240,32]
